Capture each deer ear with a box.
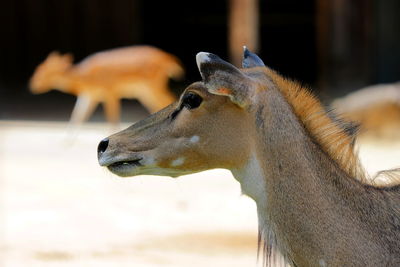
[47,51,61,59]
[62,53,74,63]
[196,52,251,107]
[242,46,265,68]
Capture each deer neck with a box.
[50,70,75,94]
[231,88,365,265]
[231,87,336,203]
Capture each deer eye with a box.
[181,92,203,110]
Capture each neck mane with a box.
[264,68,367,182]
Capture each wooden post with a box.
[316,0,374,96]
[228,0,259,67]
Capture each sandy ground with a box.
[1,120,400,267]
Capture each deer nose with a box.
[98,138,109,155]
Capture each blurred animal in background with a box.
[30,46,184,125]
[332,82,400,139]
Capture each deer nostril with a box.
[98,138,109,155]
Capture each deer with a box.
[97,48,400,266]
[30,46,183,125]
[331,83,400,139]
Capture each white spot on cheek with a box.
[319,259,327,267]
[189,135,200,143]
[171,157,185,167]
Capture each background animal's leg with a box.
[104,95,121,125]
[69,94,99,125]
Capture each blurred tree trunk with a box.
[375,0,400,83]
[316,0,374,97]
[228,0,259,67]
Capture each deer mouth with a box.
[107,158,143,176]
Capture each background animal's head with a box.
[29,51,73,94]
[98,48,269,178]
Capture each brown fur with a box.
[98,51,400,267]
[332,83,400,139]
[342,103,400,139]
[263,68,367,182]
[30,46,183,124]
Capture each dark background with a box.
[0,0,399,121]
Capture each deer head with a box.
[30,51,73,94]
[97,48,268,179]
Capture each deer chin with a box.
[105,156,144,177]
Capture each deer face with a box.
[30,52,73,94]
[98,48,267,178]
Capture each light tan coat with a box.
[332,83,400,139]
[30,46,183,124]
[98,49,400,266]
